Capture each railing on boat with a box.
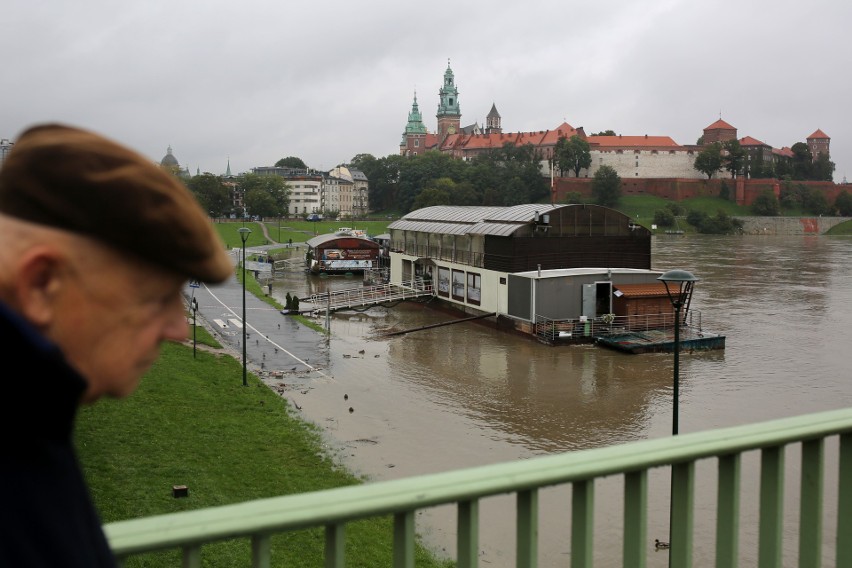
[534,310,703,343]
[104,407,852,567]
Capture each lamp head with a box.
[658,269,699,307]
[238,227,252,243]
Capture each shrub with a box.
[653,209,675,227]
[835,190,852,216]
[751,190,780,216]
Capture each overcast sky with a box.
[3,1,850,183]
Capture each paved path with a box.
[183,248,333,390]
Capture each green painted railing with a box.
[105,407,852,567]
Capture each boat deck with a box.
[594,328,725,354]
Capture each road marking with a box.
[195,282,333,381]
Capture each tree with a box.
[411,187,451,209]
[790,143,813,180]
[238,173,290,217]
[591,165,621,207]
[693,210,743,234]
[275,156,307,169]
[244,188,278,218]
[835,191,852,216]
[813,152,836,182]
[464,143,547,208]
[590,130,616,136]
[802,187,830,215]
[555,135,592,177]
[653,209,675,227]
[187,173,231,217]
[751,190,780,216]
[693,142,722,179]
[722,139,745,179]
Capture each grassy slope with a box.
[77,342,452,567]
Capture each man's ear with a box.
[14,247,66,328]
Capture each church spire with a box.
[437,59,460,118]
[400,90,428,155]
[436,59,461,144]
[225,157,232,177]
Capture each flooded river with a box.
[269,235,852,567]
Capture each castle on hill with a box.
[400,60,830,182]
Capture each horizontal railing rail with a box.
[307,279,433,314]
[535,311,703,343]
[105,407,852,568]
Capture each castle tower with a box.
[485,103,502,134]
[400,91,428,156]
[806,129,830,160]
[702,119,737,145]
[436,59,461,145]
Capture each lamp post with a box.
[238,227,252,387]
[657,269,699,436]
[657,269,698,563]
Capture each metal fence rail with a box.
[105,407,852,568]
[307,279,433,314]
[534,311,703,343]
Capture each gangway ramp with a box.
[305,279,433,314]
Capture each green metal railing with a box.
[105,407,852,567]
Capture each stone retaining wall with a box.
[732,216,851,235]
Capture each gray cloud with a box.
[3,0,849,182]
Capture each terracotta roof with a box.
[739,135,768,147]
[773,146,794,158]
[587,135,680,148]
[441,122,585,152]
[807,128,829,139]
[704,119,736,131]
[614,282,670,298]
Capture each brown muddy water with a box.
[267,235,852,567]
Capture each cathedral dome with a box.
[160,145,179,167]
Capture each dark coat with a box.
[0,303,116,567]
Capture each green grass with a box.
[826,220,852,235]
[213,220,393,249]
[188,322,222,349]
[77,341,453,567]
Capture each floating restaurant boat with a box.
[385,203,725,352]
[305,231,381,275]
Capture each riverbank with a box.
[77,337,453,567]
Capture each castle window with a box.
[414,140,419,147]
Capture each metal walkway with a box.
[305,279,433,314]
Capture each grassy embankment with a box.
[78,335,452,567]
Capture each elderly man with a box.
[0,124,232,566]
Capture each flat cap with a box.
[0,123,232,283]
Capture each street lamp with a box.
[657,268,698,564]
[657,269,699,436]
[238,227,252,387]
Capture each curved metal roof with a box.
[306,233,379,248]
[389,203,582,237]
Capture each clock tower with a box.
[436,59,461,146]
